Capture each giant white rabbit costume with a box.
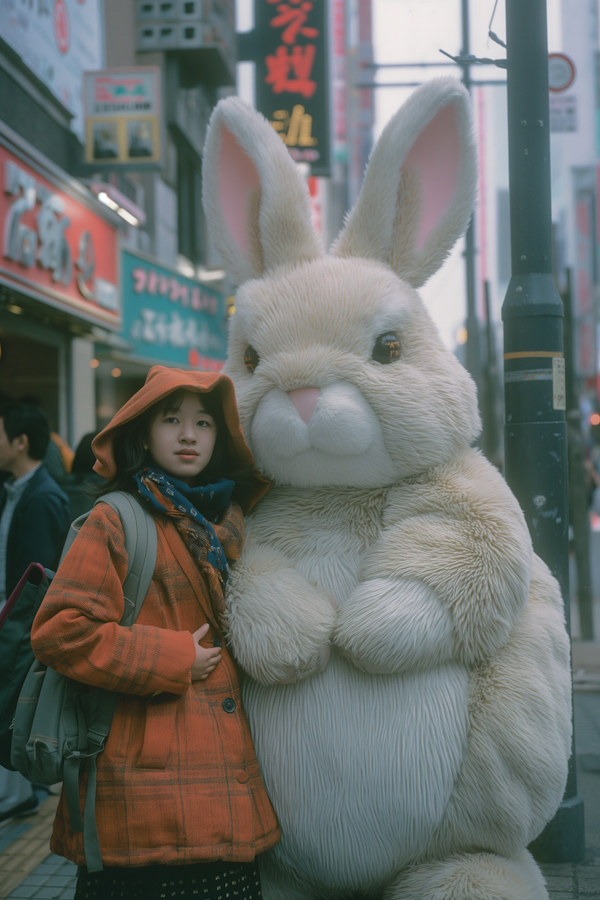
[202,79,572,900]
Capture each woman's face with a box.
[147,391,217,485]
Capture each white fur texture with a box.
[383,850,548,900]
[203,79,572,900]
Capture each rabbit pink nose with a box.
[288,387,320,423]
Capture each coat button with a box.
[222,698,236,713]
[235,770,248,783]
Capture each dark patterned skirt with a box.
[74,860,263,900]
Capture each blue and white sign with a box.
[121,249,227,370]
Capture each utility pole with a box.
[502,0,585,862]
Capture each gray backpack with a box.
[10,492,157,873]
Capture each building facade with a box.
[0,0,234,453]
[0,1,112,448]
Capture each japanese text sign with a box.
[240,0,330,175]
[0,142,120,328]
[83,68,162,168]
[121,250,227,370]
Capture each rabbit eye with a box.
[372,332,400,364]
[244,345,260,374]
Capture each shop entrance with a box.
[0,327,61,432]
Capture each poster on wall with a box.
[239,0,330,175]
[121,249,228,371]
[0,0,104,139]
[83,68,162,168]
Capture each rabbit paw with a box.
[333,576,455,674]
[225,552,337,684]
[274,639,332,684]
[227,591,334,684]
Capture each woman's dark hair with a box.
[72,432,98,477]
[97,388,255,507]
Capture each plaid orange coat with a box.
[31,501,280,868]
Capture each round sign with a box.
[54,0,70,55]
[548,53,575,92]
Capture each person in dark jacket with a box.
[0,402,70,603]
[0,401,70,823]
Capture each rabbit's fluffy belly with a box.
[244,650,468,894]
[225,484,470,891]
[243,654,470,892]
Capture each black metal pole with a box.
[502,0,585,863]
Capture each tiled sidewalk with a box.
[3,854,77,900]
[0,793,76,900]
[541,858,600,899]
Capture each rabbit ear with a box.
[202,96,323,285]
[332,79,477,288]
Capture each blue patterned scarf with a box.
[134,466,234,580]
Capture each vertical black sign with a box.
[239,0,330,176]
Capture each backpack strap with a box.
[64,492,157,873]
[98,491,158,625]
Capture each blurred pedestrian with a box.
[0,401,70,823]
[18,396,74,483]
[585,443,600,514]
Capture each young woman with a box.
[30,366,280,900]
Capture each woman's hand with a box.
[191,623,222,681]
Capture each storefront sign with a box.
[83,68,162,168]
[121,250,227,370]
[0,0,103,139]
[0,142,120,328]
[240,0,330,175]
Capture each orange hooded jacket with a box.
[31,367,279,868]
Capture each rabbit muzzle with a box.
[249,380,397,487]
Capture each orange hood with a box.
[92,366,269,513]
